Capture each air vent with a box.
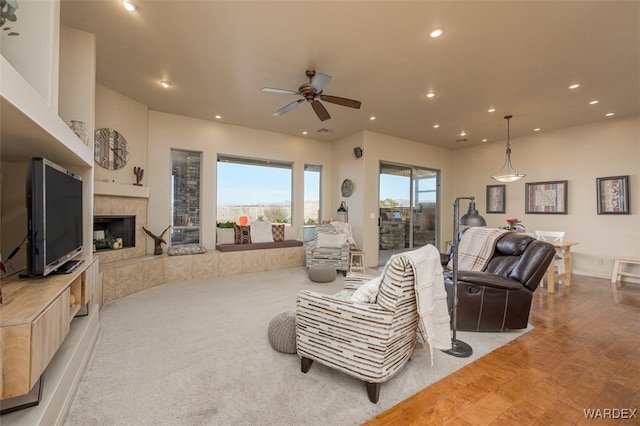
[456,138,469,142]
[317,128,333,133]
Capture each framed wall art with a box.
[525,180,568,214]
[596,175,629,214]
[486,184,506,213]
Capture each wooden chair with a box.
[534,230,566,275]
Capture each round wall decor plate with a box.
[341,179,353,197]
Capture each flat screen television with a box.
[27,157,83,276]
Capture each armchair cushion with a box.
[316,232,348,248]
[350,275,383,303]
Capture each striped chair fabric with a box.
[305,225,350,274]
[296,255,419,403]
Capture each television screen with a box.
[27,158,83,276]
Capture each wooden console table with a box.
[0,256,99,406]
[544,241,579,293]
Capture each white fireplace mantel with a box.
[94,181,150,199]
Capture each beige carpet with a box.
[64,267,531,426]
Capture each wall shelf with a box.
[94,181,150,199]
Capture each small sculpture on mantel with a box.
[134,166,144,186]
[142,225,171,255]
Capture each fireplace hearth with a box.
[93,215,136,251]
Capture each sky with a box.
[217,162,435,206]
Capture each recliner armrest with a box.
[455,271,524,291]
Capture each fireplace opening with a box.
[93,215,136,251]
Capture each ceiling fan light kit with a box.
[491,115,526,183]
[262,70,362,121]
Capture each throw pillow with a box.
[272,224,285,242]
[167,244,207,256]
[284,225,298,241]
[250,221,274,243]
[216,228,235,245]
[316,232,347,248]
[351,275,383,303]
[233,225,251,244]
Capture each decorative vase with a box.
[69,120,89,145]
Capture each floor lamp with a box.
[442,196,486,358]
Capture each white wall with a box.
[329,130,453,266]
[0,0,60,110]
[147,111,333,252]
[94,84,148,186]
[452,115,639,279]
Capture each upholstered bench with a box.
[308,265,336,283]
[268,311,297,354]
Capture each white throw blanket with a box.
[452,227,507,271]
[330,221,356,247]
[395,244,451,365]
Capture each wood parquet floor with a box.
[365,275,640,425]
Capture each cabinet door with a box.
[81,257,100,305]
[30,290,70,387]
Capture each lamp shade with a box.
[459,201,486,226]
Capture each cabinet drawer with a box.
[30,289,70,387]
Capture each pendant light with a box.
[491,115,526,182]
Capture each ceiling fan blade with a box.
[310,72,332,92]
[311,100,331,121]
[262,87,299,95]
[320,95,362,109]
[273,99,304,116]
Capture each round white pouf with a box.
[268,311,297,354]
[308,265,336,283]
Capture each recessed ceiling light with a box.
[482,138,488,142]
[428,28,444,39]
[369,116,376,121]
[122,0,137,12]
[302,131,308,135]
[488,108,496,113]
[433,124,440,128]
[569,83,580,90]
[534,128,541,132]
[426,92,436,98]
[589,100,599,105]
[460,131,467,137]
[160,80,172,88]
[605,112,615,117]
[214,115,222,120]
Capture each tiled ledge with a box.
[100,246,306,304]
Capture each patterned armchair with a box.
[296,254,419,403]
[305,224,351,275]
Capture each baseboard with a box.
[1,304,100,425]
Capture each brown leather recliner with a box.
[443,232,556,332]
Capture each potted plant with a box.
[0,0,19,36]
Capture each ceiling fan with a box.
[262,70,362,121]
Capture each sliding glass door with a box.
[378,162,439,265]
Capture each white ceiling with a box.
[60,1,639,149]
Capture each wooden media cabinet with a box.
[0,256,100,419]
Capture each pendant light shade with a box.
[491,115,526,182]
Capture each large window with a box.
[303,164,322,241]
[217,155,293,224]
[171,149,201,245]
